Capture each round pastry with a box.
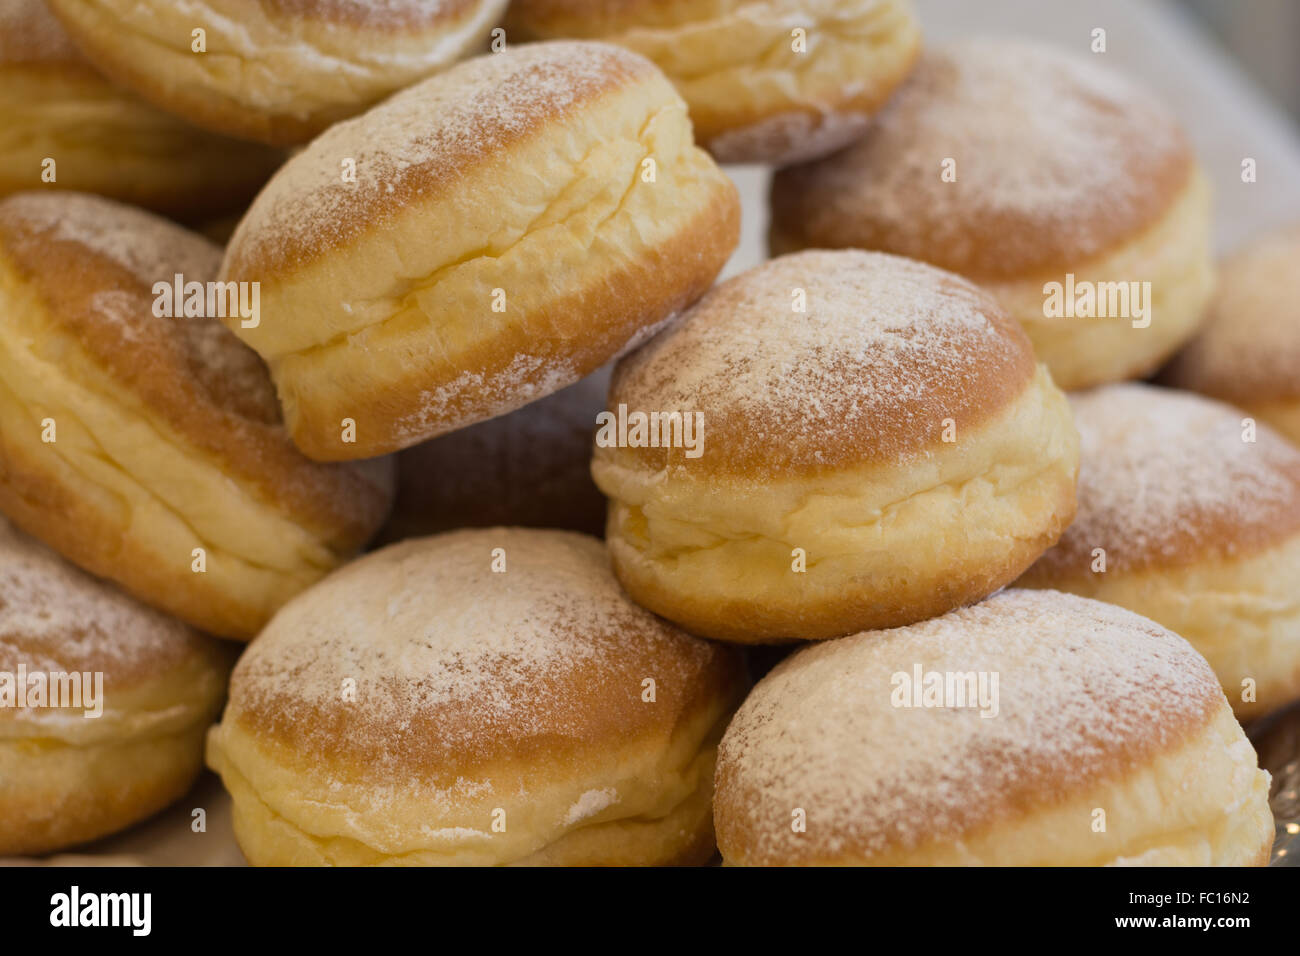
[714,589,1274,866]
[0,515,230,856]
[591,250,1080,643]
[769,38,1214,390]
[0,192,394,640]
[1160,225,1300,446]
[43,0,509,145]
[0,0,283,218]
[206,528,748,866]
[1017,383,1300,721]
[219,40,739,462]
[503,0,922,165]
[378,366,611,544]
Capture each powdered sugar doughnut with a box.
[1160,225,1300,447]
[205,528,747,866]
[504,0,922,165]
[0,0,282,217]
[1018,383,1300,720]
[220,40,739,461]
[770,38,1214,390]
[44,0,509,145]
[714,589,1273,866]
[592,250,1079,643]
[0,515,230,856]
[0,192,394,640]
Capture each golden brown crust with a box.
[0,514,231,856]
[1160,224,1300,406]
[0,514,228,690]
[221,41,739,460]
[0,0,84,64]
[604,250,1038,477]
[769,39,1194,281]
[0,1,285,219]
[507,0,923,165]
[224,42,660,281]
[0,192,393,638]
[0,194,392,546]
[1020,384,1300,580]
[209,529,748,865]
[713,590,1262,866]
[228,530,745,778]
[46,0,509,145]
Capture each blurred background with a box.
[1183,0,1300,121]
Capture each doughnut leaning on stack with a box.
[0,0,283,218]
[769,38,1214,390]
[1160,225,1300,446]
[0,192,394,640]
[0,515,230,856]
[593,250,1079,643]
[503,0,924,164]
[42,0,510,145]
[1017,384,1300,721]
[219,40,740,461]
[206,528,748,866]
[714,590,1274,866]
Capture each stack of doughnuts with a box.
[1,0,1290,869]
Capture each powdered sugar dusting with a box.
[609,249,1031,470]
[225,41,654,277]
[390,352,578,446]
[772,38,1190,279]
[564,787,618,825]
[1031,383,1300,574]
[229,529,724,775]
[1162,225,1300,400]
[3,192,220,288]
[716,589,1221,864]
[0,514,204,680]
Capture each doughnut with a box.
[0,192,394,640]
[1017,383,1300,721]
[503,0,922,165]
[592,250,1080,643]
[219,40,739,461]
[769,38,1214,390]
[378,367,611,544]
[43,0,509,145]
[0,0,283,218]
[714,589,1274,866]
[205,528,747,866]
[1160,225,1300,447]
[0,515,230,856]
